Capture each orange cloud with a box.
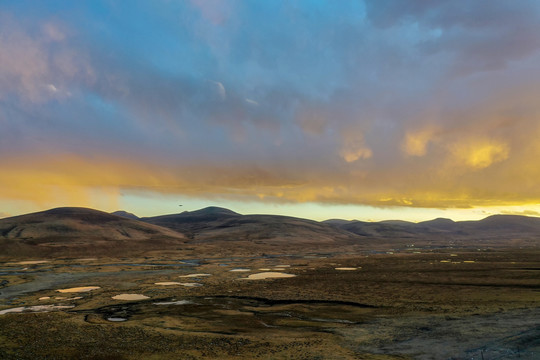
[450,139,510,169]
[402,127,438,157]
[339,134,372,163]
[2,125,540,216]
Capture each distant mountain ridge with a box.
[323,214,540,242]
[141,207,354,244]
[1,207,539,258]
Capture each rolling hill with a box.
[0,207,186,257]
[323,214,540,247]
[111,210,140,220]
[2,206,540,259]
[142,207,357,245]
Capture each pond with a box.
[112,294,150,301]
[242,272,296,280]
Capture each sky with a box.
[2,0,540,222]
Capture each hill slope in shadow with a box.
[142,207,357,245]
[2,206,540,259]
[323,214,540,247]
[0,207,186,257]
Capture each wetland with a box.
[1,248,539,359]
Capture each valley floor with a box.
[0,248,539,359]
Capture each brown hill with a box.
[111,210,139,220]
[142,207,357,245]
[0,207,186,258]
[142,207,240,238]
[324,214,540,247]
[3,207,539,259]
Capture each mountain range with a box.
[1,206,539,258]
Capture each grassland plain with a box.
[0,248,539,359]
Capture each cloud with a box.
[0,14,93,104]
[3,1,540,213]
[245,98,258,106]
[189,0,235,25]
[42,22,66,42]
[211,81,226,100]
[46,84,58,93]
[450,139,510,169]
[340,137,373,163]
[402,128,438,157]
[365,0,540,75]
[500,209,540,217]
[3,143,540,212]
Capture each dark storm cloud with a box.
[365,0,540,73]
